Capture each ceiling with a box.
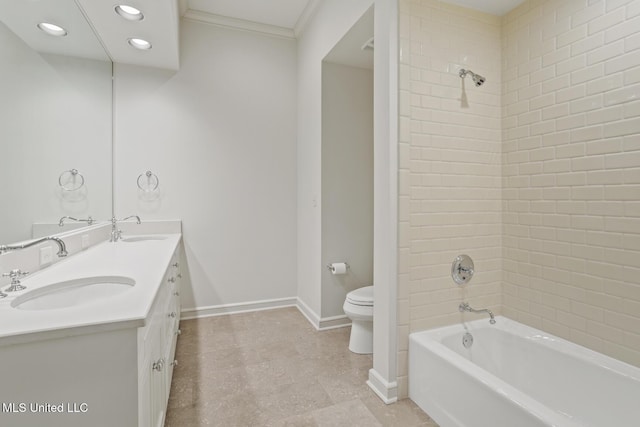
[187,0,313,30]
[323,7,374,70]
[0,0,109,61]
[184,0,527,33]
[0,0,527,72]
[442,0,526,16]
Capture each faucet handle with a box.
[2,269,29,281]
[2,269,28,292]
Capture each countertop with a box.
[0,233,181,346]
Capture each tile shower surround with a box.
[398,0,640,399]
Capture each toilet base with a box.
[349,319,373,354]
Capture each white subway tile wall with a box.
[398,0,503,398]
[399,0,640,399]
[502,0,640,367]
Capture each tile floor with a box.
[164,307,439,426]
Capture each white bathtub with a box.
[409,317,640,427]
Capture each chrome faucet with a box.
[110,215,141,242]
[0,236,68,257]
[2,269,28,292]
[59,216,94,227]
[459,302,496,324]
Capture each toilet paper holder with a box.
[326,262,350,272]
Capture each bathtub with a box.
[409,317,640,427]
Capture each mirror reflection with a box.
[0,0,112,243]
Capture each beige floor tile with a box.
[256,380,335,420]
[311,399,382,427]
[166,308,436,427]
[265,413,319,427]
[361,394,435,427]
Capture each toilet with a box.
[343,285,374,354]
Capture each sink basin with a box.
[11,276,135,311]
[120,235,167,243]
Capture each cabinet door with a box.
[139,246,183,427]
[138,366,151,427]
[163,252,182,403]
[150,354,166,427]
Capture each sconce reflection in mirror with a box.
[58,169,85,191]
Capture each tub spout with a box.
[459,302,496,324]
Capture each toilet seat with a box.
[346,285,373,306]
[343,286,374,354]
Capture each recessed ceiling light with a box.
[37,22,68,37]
[128,38,152,50]
[115,5,144,21]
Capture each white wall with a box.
[371,0,399,403]
[321,61,374,318]
[113,19,298,312]
[0,21,112,243]
[296,0,374,324]
[297,0,399,402]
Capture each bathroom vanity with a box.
[0,232,182,427]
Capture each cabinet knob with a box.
[152,358,165,372]
[168,312,177,318]
[172,262,179,268]
[173,291,180,297]
[177,273,182,279]
[170,360,178,367]
[175,329,182,336]
[167,277,176,283]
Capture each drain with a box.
[462,332,474,348]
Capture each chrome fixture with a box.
[2,269,29,292]
[459,302,496,324]
[58,169,85,191]
[0,236,68,257]
[459,69,486,87]
[137,170,159,192]
[462,332,474,348]
[451,254,474,285]
[58,216,94,227]
[110,215,142,242]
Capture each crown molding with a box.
[293,0,322,38]
[183,9,295,39]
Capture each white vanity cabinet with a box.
[0,237,183,427]
[138,248,182,427]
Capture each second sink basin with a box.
[11,276,135,311]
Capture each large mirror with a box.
[0,0,112,243]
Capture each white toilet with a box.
[343,285,373,354]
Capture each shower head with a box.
[459,69,485,87]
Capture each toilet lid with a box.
[346,286,373,306]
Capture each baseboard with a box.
[319,314,350,330]
[296,298,351,331]
[181,297,297,320]
[367,368,398,404]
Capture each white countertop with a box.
[0,234,181,346]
